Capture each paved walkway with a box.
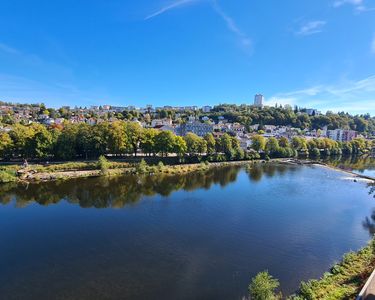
[359,269,375,300]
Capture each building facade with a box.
[254,94,264,107]
[327,129,357,142]
[176,121,214,137]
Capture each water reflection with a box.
[0,165,243,208]
[323,155,375,175]
[1,162,374,211]
[1,161,375,300]
[246,163,295,181]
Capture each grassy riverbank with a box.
[292,238,375,300]
[248,238,375,300]
[2,156,374,184]
[0,159,255,183]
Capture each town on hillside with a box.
[1,95,372,150]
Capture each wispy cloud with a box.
[333,0,374,12]
[268,75,375,115]
[333,0,363,7]
[295,20,327,36]
[211,0,252,49]
[144,0,200,20]
[0,43,21,55]
[145,0,252,52]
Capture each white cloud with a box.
[333,0,363,8]
[144,0,201,20]
[296,21,327,36]
[269,75,375,115]
[145,0,252,53]
[0,43,21,55]
[333,0,374,12]
[211,0,252,50]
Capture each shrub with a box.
[0,169,18,183]
[136,159,148,174]
[157,161,164,171]
[248,271,281,300]
[309,148,320,158]
[97,155,109,175]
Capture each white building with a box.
[202,106,212,113]
[327,129,357,142]
[254,94,264,107]
[306,108,319,116]
[151,118,172,127]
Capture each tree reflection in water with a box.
[0,165,244,209]
[245,163,296,182]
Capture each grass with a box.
[0,159,251,183]
[289,238,375,300]
[0,166,19,183]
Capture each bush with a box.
[248,271,281,300]
[234,148,245,160]
[309,148,320,158]
[157,161,165,171]
[136,159,148,174]
[289,238,375,299]
[0,170,17,183]
[97,155,109,175]
[42,162,96,172]
[246,150,261,160]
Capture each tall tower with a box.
[254,94,264,107]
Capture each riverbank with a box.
[290,238,375,299]
[249,238,375,299]
[2,157,374,184]
[0,159,258,183]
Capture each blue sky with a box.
[0,0,374,114]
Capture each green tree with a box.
[108,121,128,156]
[279,137,289,148]
[55,125,78,160]
[125,121,143,156]
[291,137,307,151]
[9,123,35,158]
[197,138,207,155]
[204,133,216,155]
[184,132,201,156]
[173,136,187,158]
[140,128,158,156]
[265,137,280,155]
[26,125,53,159]
[248,271,281,300]
[0,132,13,158]
[219,133,234,158]
[155,131,175,157]
[251,135,266,152]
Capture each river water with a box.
[0,162,374,299]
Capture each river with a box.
[0,161,374,299]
